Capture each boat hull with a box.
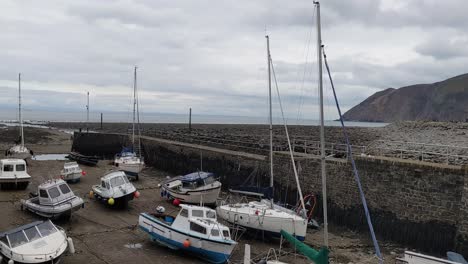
[217,204,307,241]
[161,181,221,205]
[0,178,30,190]
[139,213,234,264]
[61,172,81,183]
[21,196,84,218]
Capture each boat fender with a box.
[89,191,94,199]
[81,171,86,176]
[183,239,190,248]
[173,199,180,206]
[67,237,75,254]
[108,197,115,205]
[134,191,140,198]
[8,259,14,264]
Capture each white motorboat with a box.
[114,67,145,180]
[0,159,31,189]
[21,179,84,219]
[0,220,74,264]
[396,251,467,264]
[91,171,139,208]
[139,204,237,264]
[60,162,83,183]
[7,73,32,160]
[114,151,144,180]
[216,36,308,241]
[160,171,222,205]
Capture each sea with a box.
[0,109,388,127]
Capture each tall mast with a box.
[86,91,89,130]
[315,0,328,247]
[18,73,24,148]
[132,66,137,148]
[266,35,274,207]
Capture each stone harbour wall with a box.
[72,132,468,257]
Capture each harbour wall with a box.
[72,132,468,257]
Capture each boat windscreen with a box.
[206,210,216,219]
[110,176,125,187]
[24,226,41,242]
[37,221,57,237]
[59,184,71,194]
[16,164,25,171]
[8,231,28,248]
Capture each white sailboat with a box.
[7,73,32,160]
[217,36,308,241]
[114,66,145,179]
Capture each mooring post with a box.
[189,108,192,132]
[100,113,103,130]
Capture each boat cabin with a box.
[172,204,231,240]
[0,159,30,179]
[180,172,216,189]
[100,171,130,190]
[0,220,59,250]
[38,179,75,206]
[62,162,81,174]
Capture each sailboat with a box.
[216,36,308,241]
[7,73,32,160]
[114,66,145,180]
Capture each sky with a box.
[0,0,467,122]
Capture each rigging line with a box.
[322,46,383,263]
[270,55,306,216]
[296,4,317,126]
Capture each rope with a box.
[322,45,383,263]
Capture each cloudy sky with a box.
[0,0,467,122]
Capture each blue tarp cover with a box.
[180,172,214,182]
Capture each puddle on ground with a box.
[32,154,69,161]
[124,243,143,249]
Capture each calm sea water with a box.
[0,109,388,127]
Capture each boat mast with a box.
[18,73,24,148]
[266,35,274,208]
[315,0,328,247]
[132,66,137,149]
[86,91,89,130]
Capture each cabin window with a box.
[40,189,48,198]
[180,209,188,217]
[110,176,125,187]
[101,181,106,188]
[192,210,204,217]
[37,221,57,237]
[24,226,41,242]
[123,176,130,183]
[8,231,28,248]
[190,222,206,234]
[222,230,230,238]
[3,165,14,172]
[16,164,25,171]
[59,184,71,194]
[204,176,215,184]
[211,229,220,236]
[48,187,61,199]
[206,211,216,219]
[0,235,8,246]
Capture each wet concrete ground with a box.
[0,127,400,263]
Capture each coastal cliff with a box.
[342,73,468,122]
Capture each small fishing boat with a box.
[6,73,33,160]
[0,220,74,264]
[160,171,221,205]
[114,67,145,180]
[0,159,31,190]
[67,151,98,166]
[139,204,237,264]
[60,162,83,183]
[91,171,139,207]
[21,179,84,219]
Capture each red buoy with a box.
[183,239,190,248]
[134,191,140,198]
[81,171,87,176]
[173,199,181,206]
